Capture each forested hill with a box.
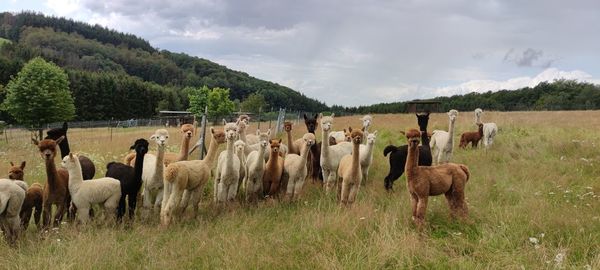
[0,12,327,121]
[334,79,600,114]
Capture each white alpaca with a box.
[245,129,288,160]
[282,133,316,200]
[430,109,458,164]
[358,130,377,184]
[141,129,168,217]
[62,154,121,224]
[0,178,26,244]
[329,131,346,144]
[214,123,241,203]
[161,128,226,227]
[475,108,498,149]
[319,113,353,192]
[244,131,269,202]
[234,140,247,195]
[360,115,372,144]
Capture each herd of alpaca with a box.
[1,108,498,244]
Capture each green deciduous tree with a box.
[187,86,235,121]
[1,57,75,137]
[240,92,268,114]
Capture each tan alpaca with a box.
[161,128,226,227]
[337,130,363,205]
[125,124,194,166]
[282,133,316,201]
[405,129,470,228]
[284,121,301,155]
[263,139,284,198]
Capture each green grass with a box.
[1,111,599,269]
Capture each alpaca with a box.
[105,138,149,221]
[405,129,470,227]
[7,162,43,230]
[337,130,363,205]
[302,113,323,182]
[383,113,433,191]
[237,114,250,125]
[475,108,498,149]
[358,130,378,184]
[161,128,226,227]
[459,123,484,149]
[430,109,458,164]
[329,130,347,144]
[46,122,95,180]
[0,179,26,244]
[320,114,353,192]
[62,154,121,224]
[32,136,71,228]
[244,130,269,202]
[125,124,194,167]
[284,121,300,155]
[140,129,169,216]
[360,115,373,144]
[214,123,241,203]
[282,133,316,201]
[263,139,285,197]
[234,140,246,195]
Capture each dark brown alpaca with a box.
[263,139,284,197]
[459,123,484,149]
[303,113,323,182]
[405,129,470,228]
[32,136,71,228]
[8,161,43,230]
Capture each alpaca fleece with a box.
[0,178,26,244]
[337,130,364,205]
[283,133,316,201]
[46,122,95,180]
[459,123,484,149]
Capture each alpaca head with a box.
[234,140,246,155]
[344,127,353,142]
[257,129,271,148]
[366,131,378,145]
[32,136,64,161]
[405,129,421,148]
[477,123,484,132]
[210,128,227,144]
[224,123,238,141]
[45,122,68,140]
[269,138,282,153]
[8,161,26,180]
[303,113,319,133]
[150,129,170,147]
[181,124,194,140]
[236,120,247,134]
[320,113,335,132]
[474,108,483,124]
[302,133,316,148]
[350,130,364,145]
[416,112,430,131]
[130,138,149,156]
[237,114,250,125]
[284,121,293,132]
[360,115,372,129]
[61,153,80,170]
[448,109,459,124]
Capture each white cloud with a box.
[45,0,82,16]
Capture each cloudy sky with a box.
[2,0,600,106]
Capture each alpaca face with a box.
[303,113,319,133]
[211,128,227,144]
[236,121,246,133]
[350,130,364,144]
[237,115,250,125]
[269,139,282,153]
[8,161,26,180]
[224,123,238,141]
[320,116,333,132]
[302,133,316,147]
[361,115,372,129]
[284,122,292,132]
[33,137,63,161]
[45,122,68,140]
[416,112,430,131]
[150,129,170,147]
[405,129,421,147]
[61,153,78,170]
[366,131,377,145]
[131,138,149,155]
[344,127,353,142]
[181,124,194,139]
[234,140,246,154]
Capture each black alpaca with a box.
[304,113,324,182]
[105,138,148,221]
[46,122,96,180]
[383,112,433,190]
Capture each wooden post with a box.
[199,106,208,160]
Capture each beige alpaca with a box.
[244,130,269,202]
[337,130,363,205]
[405,129,470,228]
[214,123,241,203]
[282,133,315,201]
[161,128,226,227]
[430,109,458,164]
[125,124,194,167]
[140,129,168,217]
[319,114,353,192]
[284,121,301,155]
[263,139,285,198]
[0,178,26,245]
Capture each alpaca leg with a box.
[54,203,67,227]
[325,171,337,193]
[33,205,42,229]
[5,216,21,245]
[348,183,360,204]
[186,187,202,217]
[42,202,52,229]
[293,178,305,201]
[228,181,238,201]
[76,206,90,225]
[180,190,191,211]
[141,188,154,219]
[340,180,350,205]
[285,177,295,200]
[269,179,280,198]
[410,193,418,220]
[116,196,127,221]
[415,196,428,227]
[161,186,183,227]
[128,193,138,220]
[213,174,220,203]
[216,182,226,203]
[154,188,164,210]
[321,168,331,192]
[20,207,33,230]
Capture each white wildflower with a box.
[549,192,555,195]
[539,233,545,238]
[554,251,566,267]
[560,156,566,161]
[359,217,366,220]
[529,237,539,245]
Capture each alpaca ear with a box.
[31,138,39,146]
[10,161,15,167]
[373,130,378,136]
[20,161,26,169]
[62,122,68,130]
[278,138,282,144]
[266,129,271,137]
[222,119,227,126]
[69,152,73,159]
[331,113,335,118]
[316,113,321,119]
[256,129,260,136]
[348,127,352,132]
[56,136,65,144]
[343,129,346,133]
[150,134,157,140]
[210,127,215,134]
[303,113,308,120]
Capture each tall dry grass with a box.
[1,111,599,269]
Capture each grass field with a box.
[1,111,599,269]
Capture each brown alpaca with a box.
[32,136,71,228]
[263,139,284,197]
[125,124,194,166]
[8,161,43,230]
[405,129,470,228]
[285,121,301,155]
[337,130,363,205]
[459,123,484,149]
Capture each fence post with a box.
[257,107,261,130]
[199,106,208,160]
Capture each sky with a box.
[2,0,600,106]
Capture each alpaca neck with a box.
[238,128,247,144]
[67,160,84,190]
[365,141,375,159]
[58,137,70,158]
[251,145,267,171]
[155,144,166,177]
[286,130,295,151]
[133,151,145,182]
[405,142,420,179]
[204,136,220,167]
[475,114,482,125]
[321,127,330,158]
[420,126,430,146]
[236,149,245,166]
[177,136,191,161]
[267,149,280,166]
[44,157,61,188]
[351,142,360,174]
[478,126,484,138]
[299,143,311,166]
[225,139,235,167]
[447,120,455,148]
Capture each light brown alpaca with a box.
[337,130,363,205]
[161,128,226,227]
[8,161,43,230]
[125,124,194,166]
[405,129,470,228]
[32,136,71,228]
[284,121,301,155]
[263,139,284,198]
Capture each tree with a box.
[240,92,268,114]
[187,86,235,121]
[1,57,75,137]
[187,86,210,117]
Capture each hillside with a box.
[0,12,328,121]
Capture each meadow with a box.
[0,111,599,269]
